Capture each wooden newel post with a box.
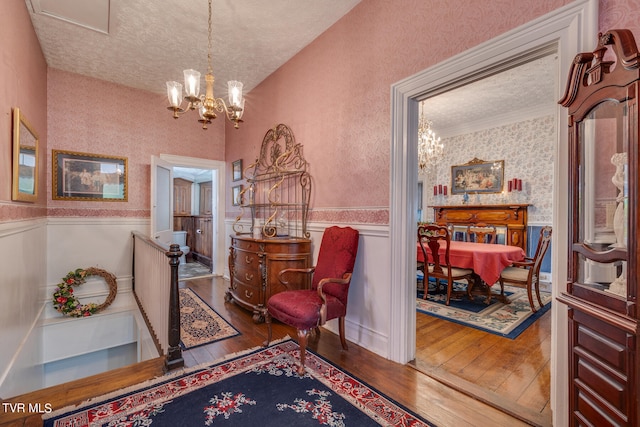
[165,243,184,370]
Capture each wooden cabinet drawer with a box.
[570,308,633,424]
[234,248,260,267]
[232,237,261,252]
[233,262,262,288]
[474,209,516,222]
[230,279,262,307]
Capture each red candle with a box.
[512,178,517,188]
[443,185,447,196]
[508,181,512,192]
[438,184,443,195]
[434,186,437,196]
[517,179,522,191]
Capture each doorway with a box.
[413,51,557,421]
[388,2,597,425]
[159,154,227,277]
[173,166,215,270]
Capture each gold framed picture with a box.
[232,159,243,181]
[451,158,504,194]
[52,150,128,201]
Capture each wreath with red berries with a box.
[52,267,117,317]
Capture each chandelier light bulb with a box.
[228,81,243,107]
[166,81,182,109]
[183,69,201,101]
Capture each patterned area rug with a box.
[180,288,239,349]
[44,339,434,427]
[416,281,551,339]
[179,261,213,280]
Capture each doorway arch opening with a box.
[388,1,596,425]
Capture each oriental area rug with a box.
[180,288,239,349]
[43,339,434,427]
[416,281,551,339]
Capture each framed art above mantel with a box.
[451,158,504,194]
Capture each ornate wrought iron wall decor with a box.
[233,124,311,238]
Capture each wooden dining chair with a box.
[498,226,552,312]
[418,223,474,305]
[466,223,497,244]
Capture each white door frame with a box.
[388,1,596,425]
[150,155,174,245]
[160,154,226,276]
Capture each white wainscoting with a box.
[0,216,155,398]
[46,217,149,295]
[224,219,393,359]
[0,218,47,397]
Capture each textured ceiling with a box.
[26,0,362,96]
[422,53,558,138]
[26,0,556,136]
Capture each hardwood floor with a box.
[1,276,548,426]
[413,307,551,426]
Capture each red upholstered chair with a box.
[263,226,359,375]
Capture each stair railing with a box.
[131,231,183,370]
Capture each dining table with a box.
[417,240,526,303]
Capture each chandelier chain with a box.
[207,0,213,75]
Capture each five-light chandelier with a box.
[165,0,245,129]
[417,104,443,174]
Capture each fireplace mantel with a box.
[430,204,529,251]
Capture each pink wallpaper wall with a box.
[46,69,225,217]
[600,0,640,31]
[0,0,47,221]
[5,0,640,223]
[224,0,575,223]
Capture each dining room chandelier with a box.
[417,107,443,174]
[165,0,244,130]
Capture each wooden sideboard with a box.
[226,235,312,322]
[431,204,529,251]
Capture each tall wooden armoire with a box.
[558,29,639,426]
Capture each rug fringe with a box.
[43,336,294,421]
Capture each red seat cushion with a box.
[267,290,346,330]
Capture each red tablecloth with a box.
[417,240,525,285]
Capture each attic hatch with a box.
[29,0,110,34]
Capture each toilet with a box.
[172,231,190,264]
